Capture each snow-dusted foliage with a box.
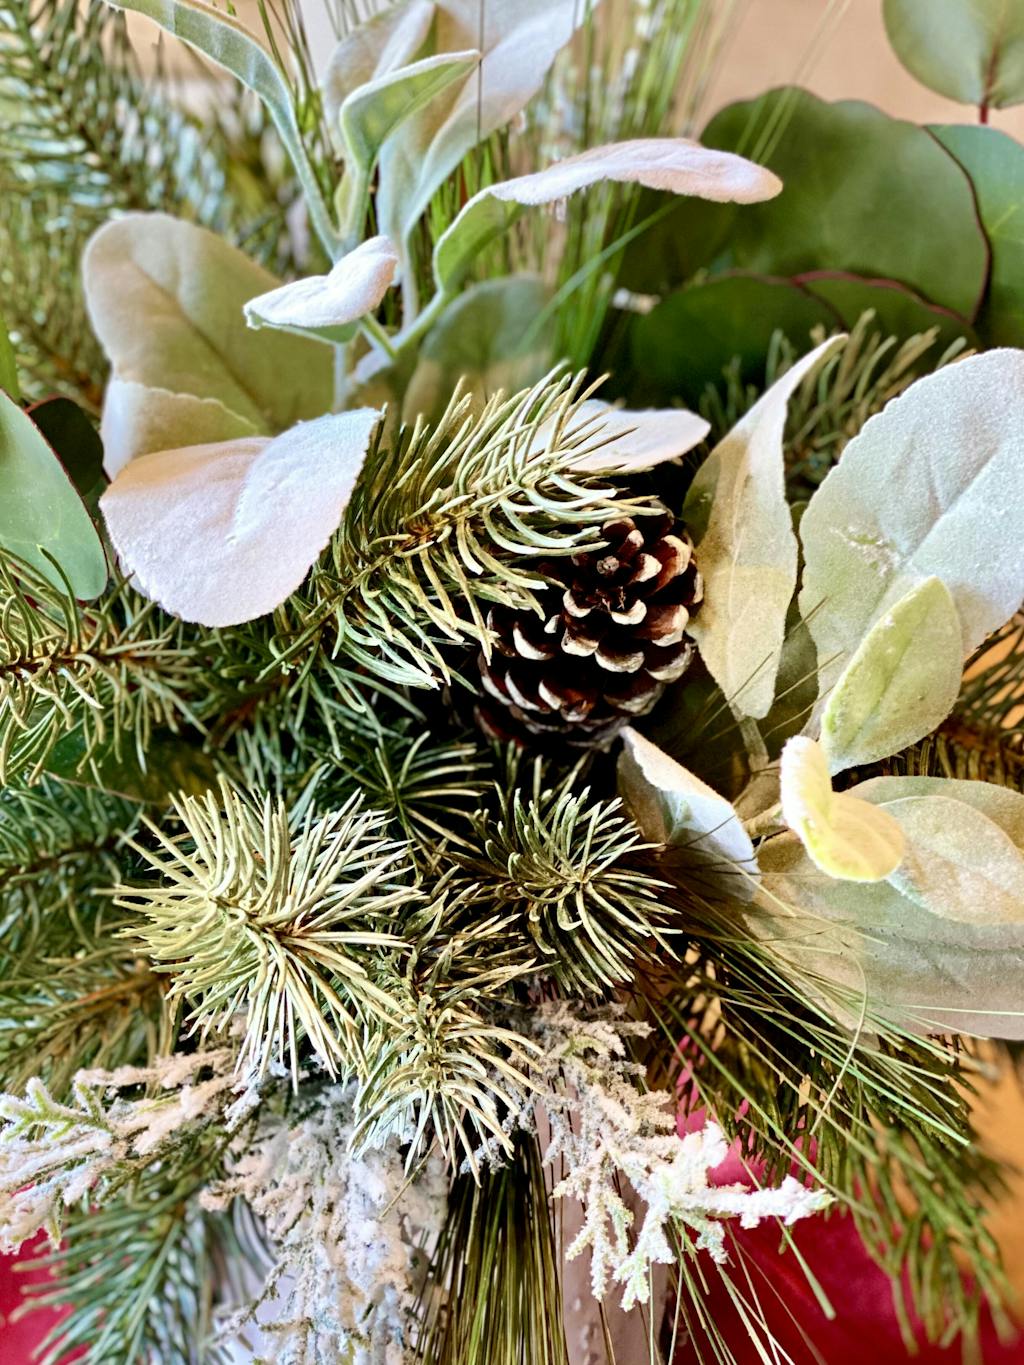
[0,1048,241,1252]
[528,1003,831,1310]
[207,1084,447,1365]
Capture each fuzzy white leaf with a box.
[243,237,399,344]
[536,399,709,473]
[434,138,783,293]
[618,728,758,897]
[779,736,904,882]
[799,349,1024,698]
[684,337,844,719]
[101,380,261,478]
[821,576,964,773]
[323,0,437,149]
[100,410,379,627]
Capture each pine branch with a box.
[271,376,654,693]
[0,557,204,785]
[117,778,413,1082]
[456,765,674,994]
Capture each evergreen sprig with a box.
[0,557,203,785]
[117,778,412,1083]
[277,376,653,692]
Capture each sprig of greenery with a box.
[0,556,204,785]
[117,777,412,1083]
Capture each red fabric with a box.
[0,1241,69,1363]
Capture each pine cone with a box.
[477,509,703,746]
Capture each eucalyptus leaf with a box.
[618,728,758,897]
[84,214,333,466]
[0,387,107,599]
[779,736,904,882]
[756,830,1024,1038]
[102,0,340,256]
[631,274,837,408]
[797,273,975,352]
[799,350,1024,697]
[433,139,782,296]
[401,275,553,426]
[101,409,380,627]
[820,576,963,773]
[884,0,1024,109]
[933,124,1024,347]
[0,306,17,400]
[26,397,105,500]
[684,337,844,719]
[697,90,988,321]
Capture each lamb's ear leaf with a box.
[0,307,17,400]
[779,736,904,882]
[100,409,380,627]
[618,728,758,899]
[83,214,333,464]
[820,576,963,773]
[322,0,437,146]
[683,336,844,719]
[755,829,1024,1040]
[244,237,400,346]
[101,0,339,255]
[799,350,1024,702]
[433,138,782,295]
[884,0,1024,109]
[0,389,108,599]
[375,0,591,254]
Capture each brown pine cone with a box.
[476,508,703,746]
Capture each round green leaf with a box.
[884,0,1024,109]
[797,273,976,351]
[27,397,105,498]
[0,388,107,598]
[699,90,988,321]
[932,124,1024,347]
[631,274,836,407]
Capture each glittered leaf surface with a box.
[799,350,1024,697]
[821,576,964,774]
[684,337,844,719]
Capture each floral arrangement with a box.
[1,1,1024,1362]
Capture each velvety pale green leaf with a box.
[779,736,904,881]
[433,139,782,295]
[243,237,399,345]
[339,50,479,174]
[798,273,976,351]
[84,213,332,464]
[854,774,1024,844]
[698,90,988,320]
[375,0,589,253]
[756,831,1024,1038]
[631,274,837,407]
[100,380,262,478]
[799,350,1024,698]
[933,124,1024,347]
[618,728,758,896]
[0,307,17,400]
[103,0,339,255]
[820,577,964,773]
[101,409,380,626]
[0,388,107,598]
[322,0,441,147]
[26,398,104,499]
[684,337,844,719]
[532,400,710,474]
[401,275,552,425]
[884,0,1024,108]
[883,794,1024,923]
